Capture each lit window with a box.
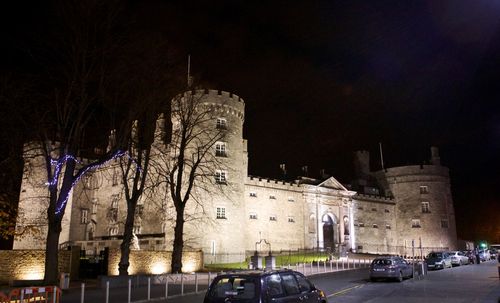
[411,219,421,228]
[81,209,88,224]
[288,216,295,223]
[216,207,226,219]
[420,186,428,194]
[216,118,227,130]
[249,192,257,197]
[421,202,430,213]
[249,213,257,220]
[269,195,276,200]
[287,197,294,202]
[215,170,227,184]
[269,215,277,221]
[441,219,449,228]
[215,142,227,157]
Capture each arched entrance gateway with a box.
[322,214,338,252]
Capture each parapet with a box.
[246,175,300,189]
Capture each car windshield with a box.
[373,259,393,265]
[428,253,442,258]
[208,277,258,301]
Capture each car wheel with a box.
[397,271,403,282]
[458,260,462,266]
[370,277,377,282]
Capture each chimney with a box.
[430,146,440,166]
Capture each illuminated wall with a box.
[107,249,203,276]
[0,250,72,284]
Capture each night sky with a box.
[1,1,499,243]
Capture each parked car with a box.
[203,269,328,303]
[426,252,452,270]
[479,250,491,262]
[369,256,413,282]
[489,249,497,260]
[449,251,469,266]
[463,250,475,264]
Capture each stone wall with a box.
[107,249,203,276]
[0,250,73,284]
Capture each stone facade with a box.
[13,89,458,264]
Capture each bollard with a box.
[106,281,109,303]
[128,279,131,303]
[81,283,85,303]
[181,273,184,295]
[342,259,345,270]
[208,272,211,288]
[195,273,199,293]
[165,277,169,298]
[148,277,151,301]
[324,260,326,273]
[336,260,339,271]
[330,260,332,272]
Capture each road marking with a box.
[327,284,363,297]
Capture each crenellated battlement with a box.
[176,89,245,121]
[246,175,301,190]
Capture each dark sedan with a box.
[369,256,413,282]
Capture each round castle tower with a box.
[169,89,247,262]
[373,147,458,253]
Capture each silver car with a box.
[369,256,413,282]
[449,251,469,266]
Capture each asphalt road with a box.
[60,260,499,303]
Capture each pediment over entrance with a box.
[317,176,348,191]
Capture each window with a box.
[372,224,378,228]
[308,215,316,233]
[281,273,300,295]
[358,222,365,227]
[357,206,363,210]
[384,209,390,213]
[441,219,449,228]
[269,215,277,221]
[215,170,227,184]
[109,226,119,236]
[81,209,88,224]
[111,194,119,209]
[269,195,276,200]
[249,192,257,197]
[421,202,430,213]
[288,216,295,223]
[371,207,377,212]
[287,197,294,202]
[133,225,141,234]
[112,168,119,186]
[386,224,391,229]
[420,186,429,194]
[264,274,284,297]
[136,204,144,216]
[216,118,227,130]
[216,207,226,219]
[249,213,257,220]
[411,219,421,228]
[215,142,227,157]
[92,198,98,214]
[294,273,312,292]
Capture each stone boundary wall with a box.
[107,249,203,276]
[0,250,72,284]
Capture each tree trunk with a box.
[44,220,62,284]
[171,207,185,273]
[119,202,137,276]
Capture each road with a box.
[60,260,499,303]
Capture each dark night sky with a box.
[1,0,499,242]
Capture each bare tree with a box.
[152,90,230,273]
[24,0,123,284]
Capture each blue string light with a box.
[52,150,143,215]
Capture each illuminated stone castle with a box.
[13,89,458,262]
